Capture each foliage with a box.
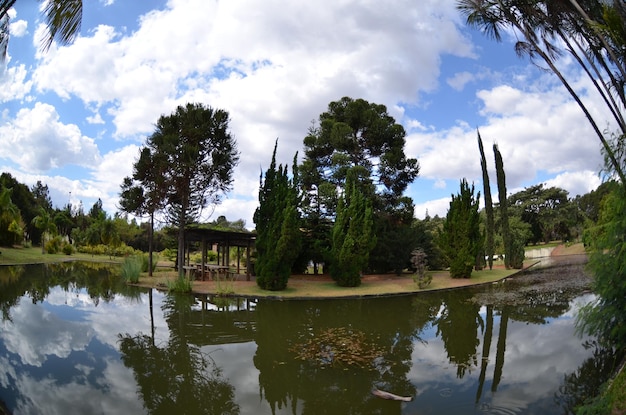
[254,142,302,291]
[121,255,143,283]
[509,184,575,244]
[330,169,376,287]
[300,97,419,273]
[140,252,159,273]
[440,179,482,278]
[62,243,74,255]
[410,248,431,289]
[136,103,239,278]
[167,275,192,293]
[577,185,626,351]
[457,0,626,185]
[44,235,63,254]
[478,130,495,269]
[493,143,512,268]
[32,207,57,254]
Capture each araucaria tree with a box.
[300,97,419,273]
[135,103,239,278]
[440,179,482,279]
[254,142,302,291]
[119,146,168,276]
[330,168,376,287]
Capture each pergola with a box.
[185,225,256,280]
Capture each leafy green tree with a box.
[577,184,626,351]
[330,168,376,287]
[478,130,495,269]
[493,144,512,268]
[0,187,20,246]
[440,179,482,279]
[457,0,626,185]
[508,184,574,244]
[31,207,57,254]
[1,0,83,62]
[142,103,239,278]
[300,97,419,273]
[254,142,302,291]
[0,173,38,244]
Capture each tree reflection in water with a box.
[118,293,240,415]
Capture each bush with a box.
[45,236,63,254]
[161,248,177,262]
[62,244,74,255]
[411,249,432,289]
[121,255,142,283]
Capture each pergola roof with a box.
[185,225,256,247]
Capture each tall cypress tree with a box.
[493,144,512,269]
[254,141,302,291]
[330,168,376,287]
[478,130,494,270]
[440,179,482,278]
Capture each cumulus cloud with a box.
[0,103,101,171]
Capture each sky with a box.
[0,0,611,229]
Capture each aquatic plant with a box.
[121,255,142,283]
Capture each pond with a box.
[0,260,615,414]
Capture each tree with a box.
[577,184,626,351]
[477,130,495,269]
[0,186,20,246]
[300,97,419,272]
[457,0,626,185]
[254,142,302,291]
[493,143,513,268]
[1,0,83,62]
[330,168,376,287]
[144,103,239,278]
[31,207,57,254]
[440,179,482,278]
[508,184,574,244]
[119,146,168,276]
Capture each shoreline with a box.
[135,249,587,300]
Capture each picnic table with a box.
[197,264,232,281]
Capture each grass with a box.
[0,245,125,264]
[135,265,522,299]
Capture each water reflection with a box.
[0,261,604,414]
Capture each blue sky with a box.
[0,0,608,228]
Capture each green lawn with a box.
[0,246,124,265]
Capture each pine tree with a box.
[254,142,302,291]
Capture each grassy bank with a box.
[0,246,125,265]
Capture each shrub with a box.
[161,248,177,262]
[45,236,63,254]
[62,244,74,255]
[411,249,432,289]
[121,255,142,283]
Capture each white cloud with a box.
[0,63,32,102]
[447,71,474,91]
[0,103,101,171]
[9,19,28,37]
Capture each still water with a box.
[0,261,607,414]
